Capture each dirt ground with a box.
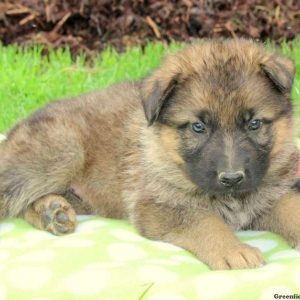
[1,0,299,55]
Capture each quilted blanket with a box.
[0,216,300,300]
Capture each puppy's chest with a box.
[212,197,264,230]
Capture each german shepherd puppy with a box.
[0,39,299,270]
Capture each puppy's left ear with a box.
[260,56,295,94]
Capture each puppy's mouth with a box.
[209,188,255,198]
[195,182,257,198]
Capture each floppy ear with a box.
[141,46,196,126]
[141,74,179,126]
[260,56,295,94]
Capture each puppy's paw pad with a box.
[56,211,68,223]
[40,198,76,235]
[50,201,62,210]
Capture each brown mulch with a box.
[0,0,299,56]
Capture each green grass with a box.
[0,40,299,135]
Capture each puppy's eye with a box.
[248,119,262,131]
[191,121,206,133]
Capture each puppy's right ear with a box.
[140,56,181,126]
[141,76,179,126]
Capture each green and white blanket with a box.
[1,134,300,299]
[0,216,300,300]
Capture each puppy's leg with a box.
[133,200,264,270]
[21,195,76,235]
[257,191,300,248]
[0,112,84,219]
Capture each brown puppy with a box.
[0,39,299,270]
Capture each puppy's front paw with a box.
[206,243,265,270]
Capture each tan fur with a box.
[256,192,300,248]
[0,39,299,270]
[271,117,296,157]
[159,127,185,166]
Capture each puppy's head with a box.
[141,39,296,195]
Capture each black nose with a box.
[219,171,244,187]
